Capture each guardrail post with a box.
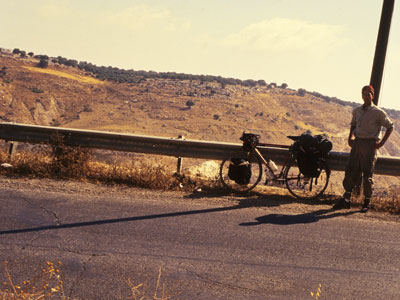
[8,141,18,158]
[176,135,185,175]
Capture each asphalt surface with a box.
[0,179,400,300]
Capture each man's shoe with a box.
[361,201,371,213]
[333,198,351,210]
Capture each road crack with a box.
[67,253,106,299]
[20,196,61,226]
[186,269,261,293]
[40,206,61,226]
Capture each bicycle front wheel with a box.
[284,159,330,200]
[220,152,263,193]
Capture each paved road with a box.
[0,180,399,300]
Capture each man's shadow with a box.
[239,208,358,226]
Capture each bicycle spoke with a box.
[285,160,329,200]
[220,152,263,193]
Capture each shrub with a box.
[297,88,307,97]
[38,58,48,68]
[185,100,195,108]
[50,134,92,178]
[243,79,257,87]
[31,87,44,93]
[257,79,267,86]
[83,104,93,112]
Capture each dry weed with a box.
[310,283,322,299]
[1,262,178,300]
[124,267,179,300]
[1,151,52,177]
[0,147,216,191]
[0,261,65,300]
[87,160,178,189]
[372,188,400,213]
[50,134,92,178]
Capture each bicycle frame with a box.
[250,145,293,183]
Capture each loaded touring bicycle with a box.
[219,132,332,200]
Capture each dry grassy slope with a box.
[1,55,399,157]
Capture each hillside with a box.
[0,54,399,158]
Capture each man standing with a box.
[334,85,394,212]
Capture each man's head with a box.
[362,85,374,106]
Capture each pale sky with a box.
[1,0,399,110]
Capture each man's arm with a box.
[348,125,356,147]
[376,126,393,149]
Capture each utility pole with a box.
[370,0,395,105]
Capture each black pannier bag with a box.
[289,134,332,178]
[228,158,252,185]
[314,134,333,156]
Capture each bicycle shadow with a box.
[185,187,337,208]
[185,189,289,208]
[187,188,352,226]
[239,208,358,226]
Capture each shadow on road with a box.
[186,188,337,208]
[0,204,245,235]
[239,208,359,226]
[0,191,343,235]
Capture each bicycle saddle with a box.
[287,135,302,141]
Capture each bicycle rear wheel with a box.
[284,159,330,200]
[220,152,263,193]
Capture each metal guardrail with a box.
[0,122,399,176]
